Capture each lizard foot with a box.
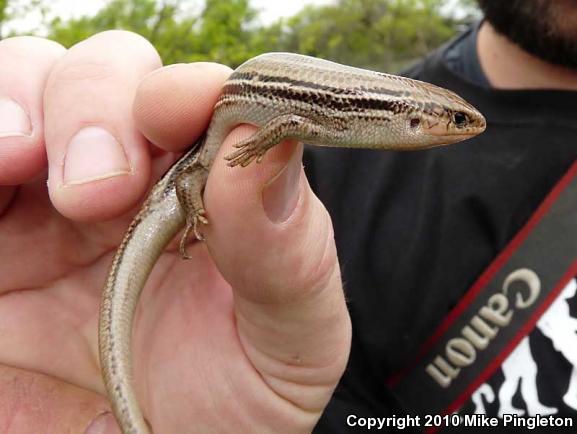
[179,209,209,259]
[225,141,267,167]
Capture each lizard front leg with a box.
[225,114,338,167]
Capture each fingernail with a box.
[0,97,32,137]
[263,145,303,223]
[85,412,121,434]
[64,126,130,185]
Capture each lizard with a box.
[98,52,486,434]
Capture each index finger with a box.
[133,62,232,152]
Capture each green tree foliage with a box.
[276,0,471,71]
[46,0,264,66]
[49,0,171,46]
[193,0,260,64]
[1,0,478,71]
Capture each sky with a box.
[6,0,334,33]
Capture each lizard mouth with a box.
[420,119,485,146]
[424,118,486,137]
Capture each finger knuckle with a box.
[93,29,153,47]
[48,31,161,87]
[87,30,161,68]
[0,36,65,61]
[50,59,116,86]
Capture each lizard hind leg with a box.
[175,163,209,259]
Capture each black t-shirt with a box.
[308,26,577,433]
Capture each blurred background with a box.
[0,0,480,72]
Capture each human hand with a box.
[0,31,351,433]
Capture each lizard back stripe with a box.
[220,81,419,115]
[230,71,412,98]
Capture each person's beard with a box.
[477,0,577,68]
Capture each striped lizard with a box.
[99,52,486,433]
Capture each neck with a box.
[477,21,577,90]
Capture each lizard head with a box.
[404,83,487,148]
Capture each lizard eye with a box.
[453,111,468,127]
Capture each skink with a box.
[98,52,486,434]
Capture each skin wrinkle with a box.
[0,260,104,394]
[237,322,348,391]
[0,187,102,291]
[0,366,110,432]
[234,257,348,382]
[236,328,335,418]
[50,61,118,85]
[0,186,18,219]
[2,274,98,377]
[50,272,103,380]
[245,359,319,421]
[220,322,302,430]
[2,362,91,401]
[0,223,102,294]
[242,323,348,386]
[15,311,91,385]
[262,374,338,414]
[64,234,115,278]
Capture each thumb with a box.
[204,125,351,414]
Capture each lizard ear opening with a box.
[410,118,421,129]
